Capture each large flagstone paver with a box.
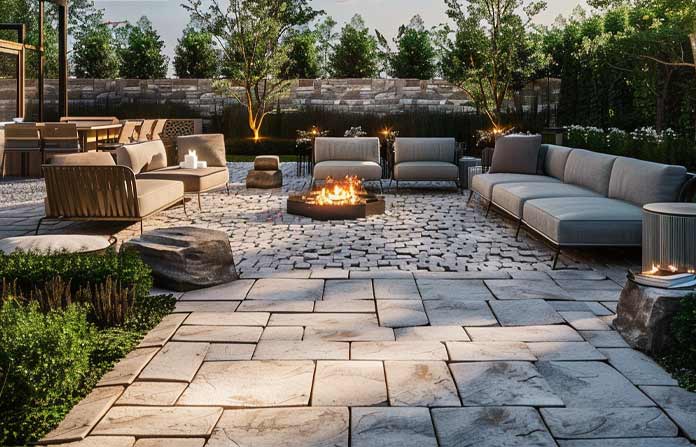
[580,330,630,348]
[92,406,222,437]
[384,361,460,407]
[303,325,395,342]
[116,381,187,406]
[489,299,564,326]
[312,361,387,406]
[557,439,693,447]
[174,301,240,312]
[314,299,375,313]
[138,314,188,348]
[373,279,421,299]
[252,341,349,360]
[323,279,374,300]
[537,361,655,407]
[547,270,607,280]
[450,361,563,406]
[446,342,536,361]
[269,312,378,327]
[541,407,677,439]
[555,279,622,291]
[183,312,270,326]
[432,407,557,447]
[236,300,315,312]
[467,325,583,342]
[178,361,315,407]
[560,311,612,331]
[527,342,607,361]
[565,289,621,302]
[172,325,262,343]
[41,386,124,443]
[377,300,428,328]
[205,343,256,361]
[599,348,678,386]
[246,279,324,301]
[484,279,573,300]
[394,325,470,341]
[260,326,304,340]
[42,437,135,447]
[641,386,696,440]
[97,348,159,387]
[207,408,349,447]
[423,300,497,326]
[180,280,254,301]
[134,439,205,447]
[311,269,349,279]
[351,407,438,447]
[416,279,494,301]
[351,341,448,360]
[138,342,209,382]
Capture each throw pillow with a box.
[489,134,542,175]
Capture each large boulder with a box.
[615,280,693,354]
[123,226,238,291]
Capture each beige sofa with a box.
[117,135,229,209]
[470,141,695,268]
[313,137,383,191]
[38,152,186,234]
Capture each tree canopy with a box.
[72,23,120,78]
[380,15,436,79]
[280,30,321,79]
[330,15,380,78]
[174,25,219,78]
[117,17,169,79]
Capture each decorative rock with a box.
[432,407,556,447]
[207,408,349,447]
[541,407,677,439]
[351,407,438,447]
[614,280,693,354]
[122,227,238,291]
[246,169,283,189]
[254,155,280,171]
[312,361,387,406]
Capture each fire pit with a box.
[287,176,385,220]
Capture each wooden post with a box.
[38,0,45,121]
[58,1,68,118]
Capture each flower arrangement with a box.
[344,126,368,138]
[296,127,330,148]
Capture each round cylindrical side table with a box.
[642,203,696,273]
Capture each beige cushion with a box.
[313,160,382,181]
[49,152,116,166]
[394,138,456,163]
[0,235,112,254]
[137,166,229,192]
[177,134,227,167]
[254,155,280,171]
[394,161,459,181]
[608,157,687,206]
[117,140,168,174]
[136,179,185,216]
[563,149,616,196]
[472,173,561,200]
[314,138,380,164]
[489,134,542,175]
[492,182,599,218]
[523,197,643,246]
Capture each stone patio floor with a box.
[2,163,695,446]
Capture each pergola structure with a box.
[0,0,69,121]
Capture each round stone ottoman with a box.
[0,235,115,255]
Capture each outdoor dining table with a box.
[71,122,123,152]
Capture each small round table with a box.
[642,203,696,273]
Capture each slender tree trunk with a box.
[655,67,674,132]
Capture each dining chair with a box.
[41,123,80,163]
[150,119,167,141]
[136,119,156,142]
[2,123,41,177]
[98,120,139,154]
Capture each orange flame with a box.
[314,176,363,206]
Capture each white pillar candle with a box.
[184,150,198,169]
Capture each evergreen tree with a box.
[330,15,379,78]
[118,17,169,79]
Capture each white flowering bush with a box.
[344,126,368,138]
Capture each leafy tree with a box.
[315,16,338,77]
[173,25,219,78]
[442,0,547,128]
[72,23,120,78]
[330,15,379,78]
[281,30,320,79]
[118,17,169,79]
[184,0,322,140]
[380,15,436,79]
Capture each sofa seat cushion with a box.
[493,182,600,218]
[523,197,643,246]
[137,166,229,192]
[136,179,185,216]
[394,161,459,181]
[313,160,382,181]
[472,173,561,199]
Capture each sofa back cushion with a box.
[394,138,456,164]
[49,152,116,166]
[608,157,687,206]
[542,144,573,180]
[116,140,168,174]
[315,137,380,164]
[177,134,227,167]
[489,134,542,175]
[563,149,616,196]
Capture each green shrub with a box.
[659,295,696,391]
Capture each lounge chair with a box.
[1,123,41,177]
[38,152,186,235]
[117,135,230,210]
[313,137,383,191]
[392,137,460,190]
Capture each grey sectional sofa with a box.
[313,137,383,191]
[470,144,695,268]
[392,137,460,189]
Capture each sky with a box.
[95,0,589,67]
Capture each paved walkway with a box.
[40,273,696,447]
